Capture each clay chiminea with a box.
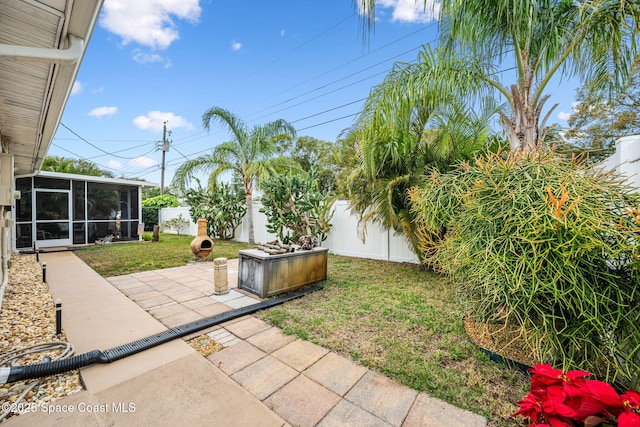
[190,218,214,258]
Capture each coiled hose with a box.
[0,342,75,421]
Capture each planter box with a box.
[238,247,328,298]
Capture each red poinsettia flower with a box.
[542,385,578,419]
[619,391,640,427]
[564,379,622,421]
[618,411,640,427]
[622,390,640,410]
[514,392,544,423]
[530,364,590,397]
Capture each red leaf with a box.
[619,411,640,427]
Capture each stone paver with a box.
[224,316,271,339]
[142,278,181,291]
[264,375,341,427]
[181,296,215,309]
[136,294,175,309]
[192,302,230,317]
[207,340,266,375]
[147,302,187,319]
[158,309,203,328]
[107,276,142,288]
[345,370,418,426]
[246,326,296,354]
[318,400,392,427]
[210,289,245,303]
[304,352,368,396]
[272,339,329,372]
[208,328,241,347]
[127,290,164,301]
[121,284,153,295]
[162,286,193,297]
[231,355,299,400]
[403,393,487,427]
[226,295,260,308]
[171,290,205,303]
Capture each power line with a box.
[235,13,358,85]
[250,68,390,122]
[58,122,156,160]
[246,41,431,122]
[290,98,367,124]
[252,22,436,107]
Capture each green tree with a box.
[277,136,336,192]
[564,59,640,160]
[184,181,246,240]
[171,107,298,245]
[42,156,113,177]
[141,194,180,231]
[358,0,639,152]
[343,95,498,260]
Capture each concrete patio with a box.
[5,251,487,426]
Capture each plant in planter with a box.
[259,169,334,247]
[184,182,246,240]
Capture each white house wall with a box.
[160,199,419,264]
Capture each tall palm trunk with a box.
[244,179,255,245]
[498,61,558,153]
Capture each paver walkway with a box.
[107,258,488,427]
[4,252,488,426]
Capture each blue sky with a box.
[50,0,579,187]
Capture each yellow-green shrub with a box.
[410,151,640,388]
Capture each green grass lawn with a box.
[75,234,528,426]
[74,233,253,276]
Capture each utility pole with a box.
[160,121,170,195]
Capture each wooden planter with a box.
[238,247,328,298]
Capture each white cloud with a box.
[280,30,286,37]
[558,111,572,121]
[132,50,164,64]
[230,40,242,51]
[88,106,118,118]
[129,157,158,168]
[107,160,123,169]
[357,0,440,23]
[71,81,84,95]
[133,111,194,132]
[131,50,173,68]
[100,0,201,50]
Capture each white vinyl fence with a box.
[159,200,419,264]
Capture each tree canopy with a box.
[564,58,640,160]
[42,156,113,177]
[171,106,298,244]
[358,0,640,152]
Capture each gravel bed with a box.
[0,254,82,422]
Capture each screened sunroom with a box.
[13,171,154,249]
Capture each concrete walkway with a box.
[6,252,487,427]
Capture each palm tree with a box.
[342,94,497,260]
[358,0,639,152]
[172,107,297,245]
[42,156,113,177]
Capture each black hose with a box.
[18,247,86,255]
[2,284,322,384]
